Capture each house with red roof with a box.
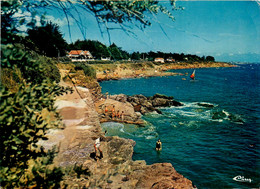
[68,50,94,61]
[154,57,165,63]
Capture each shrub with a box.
[0,81,72,188]
[41,58,61,83]
[0,67,22,92]
[145,62,155,68]
[1,44,61,85]
[74,63,96,79]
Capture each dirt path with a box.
[39,85,102,167]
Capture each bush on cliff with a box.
[74,62,96,79]
[1,24,67,189]
[0,81,72,188]
[1,44,61,90]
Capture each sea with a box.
[99,63,260,188]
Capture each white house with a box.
[154,58,165,63]
[166,58,175,62]
[101,57,111,61]
[68,50,94,62]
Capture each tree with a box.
[1,1,69,188]
[108,43,123,60]
[69,40,110,59]
[52,0,177,41]
[26,22,67,57]
[206,55,215,62]
[131,52,141,60]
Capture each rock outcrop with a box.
[40,85,194,188]
[78,136,194,189]
[127,93,182,114]
[96,93,182,124]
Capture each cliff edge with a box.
[40,84,194,188]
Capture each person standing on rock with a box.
[121,111,124,121]
[104,105,108,116]
[112,105,116,119]
[105,92,109,99]
[94,137,103,159]
[116,110,120,119]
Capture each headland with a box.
[91,61,235,81]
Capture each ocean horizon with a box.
[100,63,260,188]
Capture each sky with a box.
[44,1,260,62]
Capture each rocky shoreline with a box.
[40,84,195,188]
[93,61,235,82]
[40,61,237,188]
[39,61,236,188]
[96,93,182,125]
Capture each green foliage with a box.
[74,63,96,79]
[1,44,44,84]
[33,55,61,83]
[1,43,61,85]
[60,0,177,30]
[0,0,180,188]
[69,40,110,59]
[73,164,91,179]
[0,82,71,188]
[30,148,64,189]
[108,43,130,60]
[1,1,68,187]
[206,56,215,62]
[131,52,141,60]
[0,67,23,92]
[69,40,131,60]
[129,51,215,62]
[26,22,68,57]
[1,0,47,43]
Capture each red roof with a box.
[68,50,92,58]
[69,50,82,55]
[83,50,91,56]
[155,58,164,60]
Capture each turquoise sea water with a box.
[100,63,260,188]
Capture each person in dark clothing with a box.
[155,139,162,151]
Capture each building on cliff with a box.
[154,57,165,63]
[68,50,94,62]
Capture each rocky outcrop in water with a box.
[96,93,182,125]
[127,93,182,114]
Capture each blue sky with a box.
[45,1,260,62]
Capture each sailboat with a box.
[190,70,195,80]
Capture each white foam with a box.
[222,110,230,116]
[146,136,156,140]
[211,119,224,122]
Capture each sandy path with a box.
[40,85,102,166]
